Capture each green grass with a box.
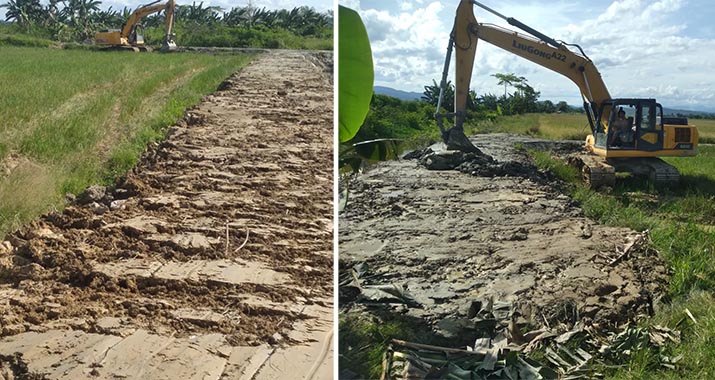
[0,46,254,236]
[476,112,590,140]
[529,144,715,379]
[339,313,451,379]
[0,33,55,48]
[397,112,590,150]
[691,118,715,143]
[607,290,715,380]
[477,112,715,145]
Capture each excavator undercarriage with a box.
[568,155,680,189]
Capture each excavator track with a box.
[568,154,615,189]
[567,155,681,188]
[610,157,680,185]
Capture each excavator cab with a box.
[594,99,654,151]
[129,25,146,45]
[592,98,693,156]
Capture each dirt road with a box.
[340,134,668,342]
[0,50,333,379]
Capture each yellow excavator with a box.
[437,0,699,187]
[95,0,177,52]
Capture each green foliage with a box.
[529,146,715,378]
[492,72,524,97]
[353,94,435,142]
[606,290,715,380]
[0,0,332,49]
[422,79,454,110]
[0,25,55,47]
[530,150,579,183]
[339,314,442,379]
[144,23,330,50]
[338,5,373,143]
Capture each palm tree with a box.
[1,0,43,29]
[39,0,64,27]
[92,6,121,28]
[491,73,525,98]
[222,7,246,27]
[177,2,221,25]
[422,79,454,110]
[60,0,102,40]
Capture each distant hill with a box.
[374,86,423,101]
[663,107,715,117]
[374,86,715,116]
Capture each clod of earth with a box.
[0,50,333,380]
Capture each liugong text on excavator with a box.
[436,0,699,188]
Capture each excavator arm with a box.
[439,0,612,150]
[121,0,175,43]
[94,0,176,51]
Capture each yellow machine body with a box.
[436,0,699,186]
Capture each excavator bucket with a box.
[443,126,482,153]
[435,0,482,154]
[161,40,177,52]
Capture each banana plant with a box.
[339,6,405,210]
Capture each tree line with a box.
[351,73,582,143]
[1,0,332,47]
[422,73,580,116]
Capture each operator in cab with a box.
[609,109,629,147]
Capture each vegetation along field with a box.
[0,1,332,50]
[341,76,715,379]
[0,46,253,237]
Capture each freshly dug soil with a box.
[340,134,668,340]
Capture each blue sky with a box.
[340,0,715,111]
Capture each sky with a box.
[339,0,715,112]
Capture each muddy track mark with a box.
[0,50,333,380]
[340,134,668,339]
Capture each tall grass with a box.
[0,46,254,236]
[690,118,715,143]
[478,113,590,140]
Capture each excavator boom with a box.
[95,0,177,52]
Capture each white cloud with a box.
[357,0,715,111]
[398,1,412,11]
[339,0,361,11]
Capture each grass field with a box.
[691,118,715,143]
[0,46,253,237]
[475,112,591,140]
[473,112,715,143]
